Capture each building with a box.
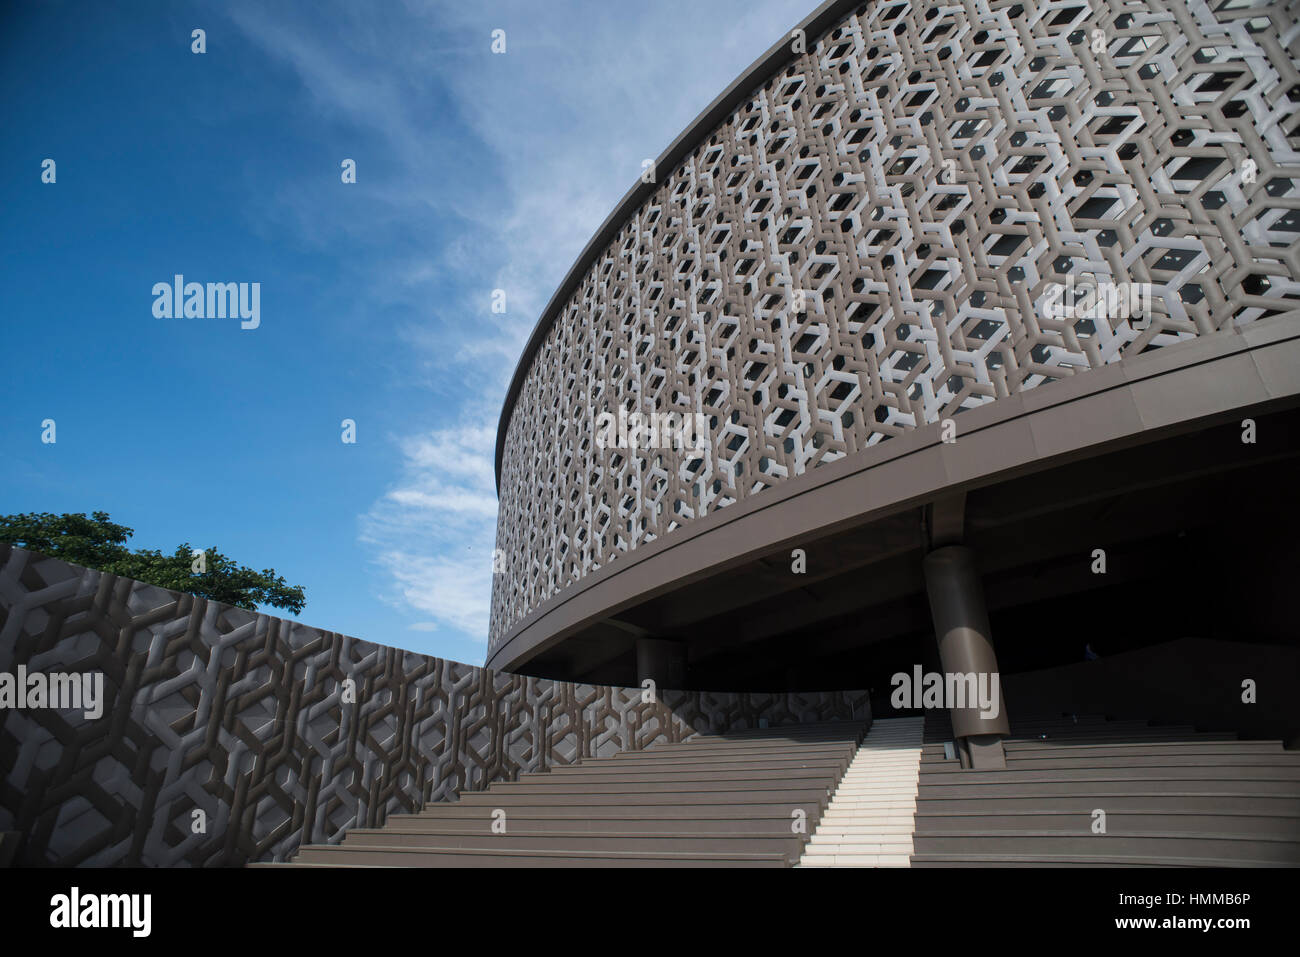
[487,0,1300,769]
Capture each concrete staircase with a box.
[912,712,1300,866]
[251,709,1300,867]
[799,716,925,867]
[265,721,866,867]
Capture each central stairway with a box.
[269,721,866,867]
[799,716,925,867]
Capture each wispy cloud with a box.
[360,411,499,641]
[221,0,805,653]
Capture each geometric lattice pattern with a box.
[0,546,868,866]
[490,0,1300,648]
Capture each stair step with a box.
[910,852,1300,867]
[798,853,914,867]
[591,755,854,772]
[445,791,832,807]
[1001,741,1285,755]
[913,794,1300,814]
[292,844,789,867]
[386,817,810,835]
[916,812,1300,837]
[411,804,820,821]
[998,755,1300,770]
[521,765,849,781]
[911,833,1300,862]
[341,830,803,855]
[919,767,1300,785]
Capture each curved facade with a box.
[490,0,1300,672]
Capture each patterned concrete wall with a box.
[490,0,1300,647]
[0,545,869,866]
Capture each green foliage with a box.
[0,511,306,615]
[0,510,134,568]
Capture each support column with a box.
[922,545,1009,769]
[635,638,686,690]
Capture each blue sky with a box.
[1,0,806,665]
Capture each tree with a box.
[0,511,306,614]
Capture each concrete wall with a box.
[0,545,868,866]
